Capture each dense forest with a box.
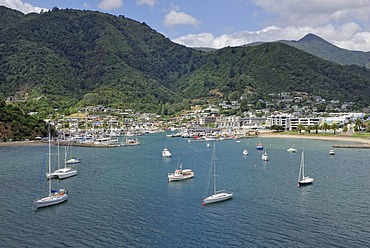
[1,6,370,118]
[0,101,53,141]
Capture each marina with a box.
[1,133,369,247]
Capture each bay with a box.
[0,133,369,247]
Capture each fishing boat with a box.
[168,162,194,182]
[33,133,68,209]
[297,151,313,186]
[261,150,268,161]
[162,147,172,158]
[203,143,233,205]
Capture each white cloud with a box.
[0,0,47,14]
[136,0,157,7]
[163,10,200,26]
[252,0,370,26]
[98,0,123,11]
[172,24,370,51]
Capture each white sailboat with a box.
[203,143,233,205]
[65,143,82,164]
[261,150,268,161]
[46,141,77,180]
[34,133,68,209]
[297,151,313,186]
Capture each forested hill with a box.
[282,33,370,68]
[1,6,370,116]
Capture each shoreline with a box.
[258,132,370,145]
[0,141,45,147]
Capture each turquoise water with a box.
[0,134,369,247]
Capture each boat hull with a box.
[168,173,194,182]
[203,192,233,204]
[47,169,77,179]
[34,192,68,209]
[65,158,81,164]
[298,177,313,186]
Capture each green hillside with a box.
[1,6,370,118]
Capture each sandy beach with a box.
[258,132,370,145]
[0,140,45,147]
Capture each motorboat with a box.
[256,142,263,150]
[287,147,297,153]
[242,149,248,156]
[168,163,194,182]
[329,149,335,155]
[162,147,172,158]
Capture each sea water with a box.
[0,134,369,247]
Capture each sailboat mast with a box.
[301,152,305,178]
[213,143,217,195]
[48,132,51,195]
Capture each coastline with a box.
[0,141,45,147]
[258,132,370,145]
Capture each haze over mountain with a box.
[1,6,370,117]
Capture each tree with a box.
[331,122,338,134]
[322,122,330,133]
[354,118,363,133]
[296,124,304,134]
[313,124,320,134]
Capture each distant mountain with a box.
[1,6,370,117]
[281,33,370,68]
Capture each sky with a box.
[1,0,370,51]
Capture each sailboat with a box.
[65,142,82,164]
[34,133,68,209]
[261,149,268,161]
[203,143,233,205]
[297,151,313,186]
[46,141,77,180]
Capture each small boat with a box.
[33,132,68,209]
[121,136,141,146]
[65,157,82,164]
[297,151,313,186]
[47,167,77,180]
[242,149,248,156]
[261,150,268,161]
[168,163,194,182]
[329,149,335,155]
[256,142,263,150]
[203,143,233,205]
[206,143,210,148]
[287,147,297,153]
[162,147,172,158]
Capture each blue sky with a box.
[1,0,370,51]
